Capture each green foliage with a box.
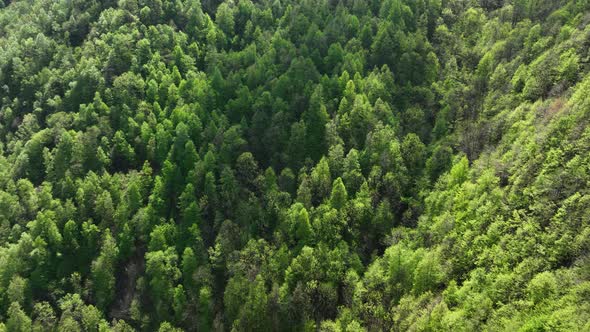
[6,302,31,332]
[146,248,181,322]
[527,271,557,304]
[295,208,313,243]
[91,230,119,311]
[0,0,589,330]
[330,177,348,210]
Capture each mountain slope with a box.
[0,0,589,331]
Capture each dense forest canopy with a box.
[1,0,590,330]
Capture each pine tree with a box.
[296,207,313,244]
[330,177,348,210]
[304,86,329,161]
[91,229,119,312]
[6,302,32,332]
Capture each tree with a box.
[216,3,235,36]
[426,146,453,183]
[127,180,143,214]
[304,86,329,161]
[348,96,374,149]
[527,271,557,304]
[412,250,444,295]
[181,247,199,297]
[146,248,181,321]
[371,23,398,68]
[233,275,271,331]
[49,131,74,182]
[158,321,182,332]
[197,286,213,331]
[279,168,297,195]
[288,121,307,170]
[342,149,364,194]
[330,177,348,210]
[95,191,115,226]
[57,293,108,331]
[295,207,313,245]
[6,302,32,332]
[32,302,57,332]
[236,152,260,188]
[172,285,187,324]
[7,275,29,307]
[311,157,332,204]
[91,229,119,311]
[28,210,62,251]
[112,131,135,170]
[401,133,426,176]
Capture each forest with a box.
[0,0,590,330]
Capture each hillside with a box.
[0,0,590,331]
